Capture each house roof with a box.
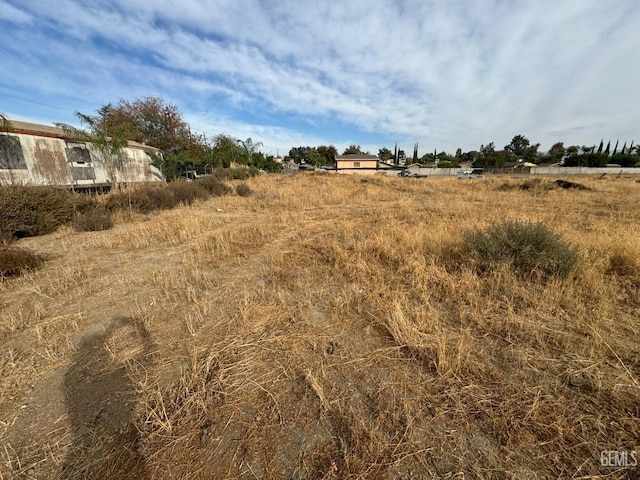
[8,120,66,139]
[335,154,378,161]
[5,119,160,152]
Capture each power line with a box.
[0,91,69,111]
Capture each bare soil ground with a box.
[1,173,639,479]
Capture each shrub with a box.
[212,168,258,181]
[235,183,252,197]
[194,177,232,196]
[463,220,578,279]
[73,207,114,232]
[0,185,79,242]
[497,182,516,191]
[606,252,639,278]
[0,245,43,277]
[497,179,556,192]
[167,182,209,206]
[106,185,179,214]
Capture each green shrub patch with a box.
[463,220,578,279]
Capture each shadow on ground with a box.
[62,316,156,479]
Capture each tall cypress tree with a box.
[612,140,619,156]
[597,139,604,154]
[604,140,611,155]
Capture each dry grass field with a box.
[1,173,639,479]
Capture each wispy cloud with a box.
[1,0,639,153]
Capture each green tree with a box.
[316,145,337,165]
[211,135,244,168]
[460,150,480,165]
[101,96,191,151]
[436,152,459,168]
[286,146,312,164]
[56,105,130,190]
[566,145,580,158]
[343,144,363,155]
[419,152,436,164]
[505,134,540,162]
[378,147,393,161]
[473,142,496,168]
[611,153,638,167]
[260,154,283,173]
[547,142,565,162]
[237,138,263,165]
[307,151,323,167]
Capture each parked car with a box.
[457,168,484,179]
[398,169,412,177]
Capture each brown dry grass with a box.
[1,173,639,479]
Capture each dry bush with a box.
[463,219,579,279]
[235,182,252,197]
[497,178,558,192]
[0,185,80,242]
[167,182,209,206]
[194,176,232,196]
[0,245,43,277]
[607,251,639,278]
[72,206,113,232]
[106,185,179,213]
[211,167,257,181]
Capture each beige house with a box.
[335,154,378,175]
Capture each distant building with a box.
[0,120,163,189]
[335,154,378,175]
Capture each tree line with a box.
[287,135,639,170]
[55,97,283,182]
[6,100,639,177]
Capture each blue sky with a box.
[1,0,638,156]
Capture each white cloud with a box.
[2,0,639,152]
[0,2,32,24]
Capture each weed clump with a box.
[0,185,78,242]
[212,167,259,181]
[606,252,639,278]
[235,183,252,197]
[193,176,232,196]
[73,206,114,232]
[167,182,208,206]
[106,185,179,214]
[463,220,578,279]
[0,245,43,277]
[497,179,556,192]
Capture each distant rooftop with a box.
[335,154,378,160]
